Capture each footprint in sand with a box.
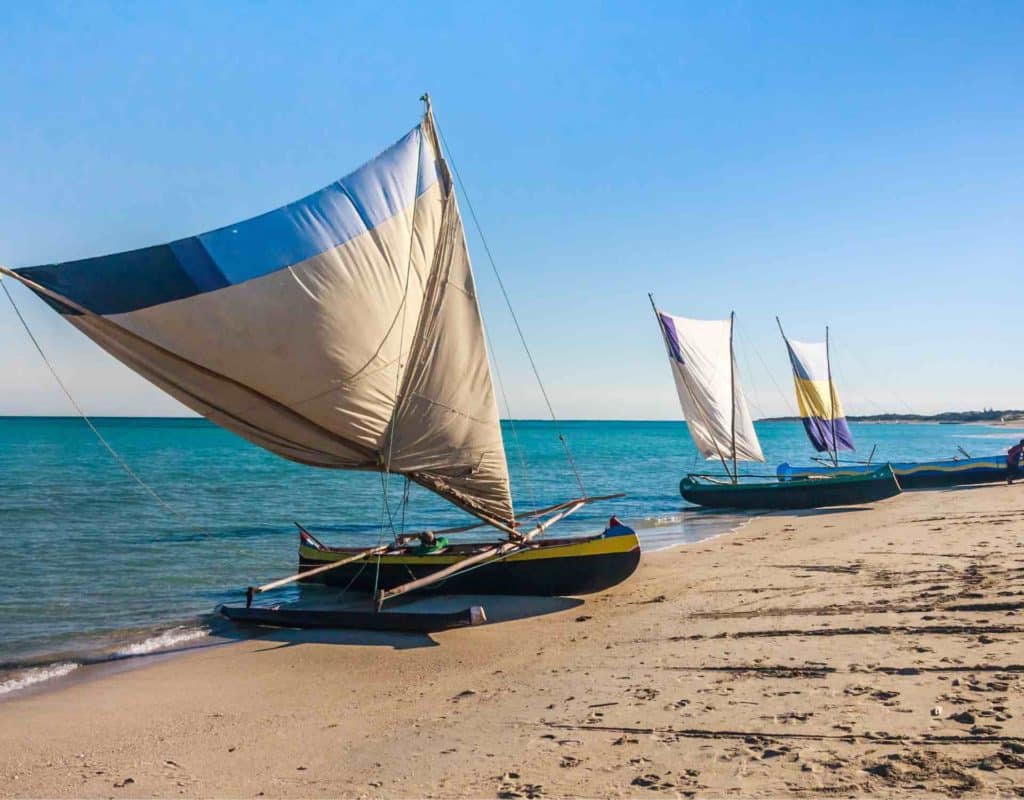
[497,773,543,799]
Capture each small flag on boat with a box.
[298,528,326,550]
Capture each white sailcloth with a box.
[11,109,514,527]
[655,311,765,463]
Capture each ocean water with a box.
[0,416,1020,691]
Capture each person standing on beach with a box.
[1008,439,1024,485]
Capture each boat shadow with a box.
[212,593,585,651]
[773,506,873,517]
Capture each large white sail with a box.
[11,110,514,527]
[655,310,765,464]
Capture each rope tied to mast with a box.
[434,118,588,500]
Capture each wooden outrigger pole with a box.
[246,538,392,607]
[375,499,587,608]
[242,493,625,609]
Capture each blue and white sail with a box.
[654,310,765,464]
[10,109,514,527]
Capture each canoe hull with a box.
[777,455,1011,489]
[680,467,901,510]
[296,529,641,597]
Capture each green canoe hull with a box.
[680,465,901,510]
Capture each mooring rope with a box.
[435,120,588,500]
[1,276,192,523]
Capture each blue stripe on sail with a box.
[802,416,855,453]
[15,125,438,315]
[17,245,198,316]
[659,313,684,364]
[169,237,229,293]
[785,343,812,381]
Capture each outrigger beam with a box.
[393,492,625,544]
[246,543,392,607]
[246,493,625,609]
[375,499,588,609]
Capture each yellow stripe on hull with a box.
[300,531,639,566]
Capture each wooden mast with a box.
[729,311,737,484]
[825,325,839,467]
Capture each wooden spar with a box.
[375,500,587,609]
[825,325,839,467]
[393,492,626,544]
[728,311,737,484]
[247,544,392,607]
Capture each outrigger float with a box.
[3,95,640,632]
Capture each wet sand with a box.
[1,483,1022,798]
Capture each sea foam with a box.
[114,626,209,657]
[0,662,79,695]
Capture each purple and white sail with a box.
[654,310,765,465]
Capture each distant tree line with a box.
[760,409,1024,423]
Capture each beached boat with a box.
[773,321,1012,489]
[1,96,639,631]
[682,465,901,510]
[777,455,1012,489]
[295,519,641,598]
[649,300,897,509]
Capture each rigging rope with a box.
[737,322,799,418]
[374,136,424,597]
[483,323,541,521]
[1,276,193,524]
[434,121,588,499]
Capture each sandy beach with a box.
[1,483,1022,798]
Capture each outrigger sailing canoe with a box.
[2,96,639,631]
[682,464,901,510]
[650,299,901,510]
[295,513,641,599]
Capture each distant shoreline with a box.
[1,413,1023,425]
[759,410,1024,425]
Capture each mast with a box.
[649,293,732,479]
[825,325,839,467]
[729,311,737,484]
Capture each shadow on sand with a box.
[211,591,585,651]
[782,506,873,518]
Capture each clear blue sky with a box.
[1,1,1021,419]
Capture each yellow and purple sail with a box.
[780,331,855,454]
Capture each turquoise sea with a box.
[1,416,1020,693]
